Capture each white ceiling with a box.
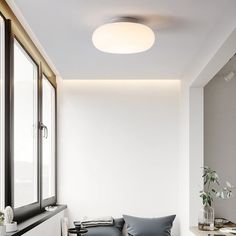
[12,0,236,80]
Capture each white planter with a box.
[0,224,6,236]
[6,222,17,233]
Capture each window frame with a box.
[2,13,11,210]
[1,3,57,221]
[0,11,6,210]
[6,35,57,222]
[40,73,57,209]
[11,37,41,222]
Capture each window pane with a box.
[13,40,38,208]
[42,76,55,199]
[0,16,5,210]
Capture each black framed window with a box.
[0,13,5,210]
[11,38,57,221]
[12,38,40,220]
[1,9,57,222]
[41,74,56,207]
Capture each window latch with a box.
[39,122,48,139]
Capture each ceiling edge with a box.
[182,15,236,86]
[5,0,61,78]
[62,74,180,80]
[190,27,236,88]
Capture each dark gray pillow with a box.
[123,214,176,236]
[84,218,124,236]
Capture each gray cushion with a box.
[123,214,176,236]
[84,218,124,236]
[121,223,128,236]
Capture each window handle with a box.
[39,122,48,139]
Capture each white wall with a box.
[176,27,236,236]
[189,88,204,227]
[204,64,236,222]
[57,80,180,235]
[23,211,65,236]
[178,80,192,236]
[186,27,236,233]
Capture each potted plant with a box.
[4,206,17,233]
[198,166,234,231]
[0,211,5,236]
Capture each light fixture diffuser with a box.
[92,17,155,54]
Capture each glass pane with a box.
[42,76,55,199]
[0,16,5,210]
[13,40,38,208]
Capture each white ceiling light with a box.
[92,17,155,54]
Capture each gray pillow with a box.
[123,214,176,236]
[84,218,124,236]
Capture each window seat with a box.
[6,205,67,236]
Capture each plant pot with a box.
[0,224,6,236]
[198,205,215,231]
[6,222,17,233]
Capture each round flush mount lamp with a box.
[92,17,155,54]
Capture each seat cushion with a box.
[121,223,128,236]
[123,214,176,236]
[84,227,121,236]
[84,218,124,236]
